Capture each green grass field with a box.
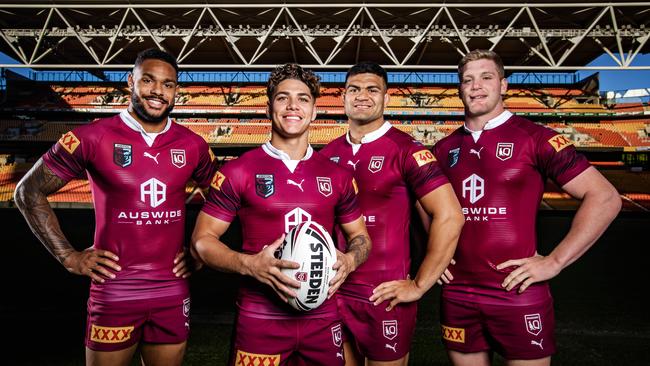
[3,209,649,365]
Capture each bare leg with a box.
[86,344,138,366]
[139,341,187,366]
[447,350,491,366]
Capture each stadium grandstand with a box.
[1,2,650,365]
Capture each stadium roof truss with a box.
[0,2,649,71]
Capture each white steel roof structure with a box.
[0,1,649,70]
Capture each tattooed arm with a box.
[13,158,121,282]
[327,216,371,297]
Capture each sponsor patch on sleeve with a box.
[412,149,436,167]
[235,350,280,366]
[58,131,80,154]
[442,324,466,343]
[211,171,226,190]
[90,324,134,344]
[352,178,358,194]
[547,134,574,152]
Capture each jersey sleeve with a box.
[201,161,242,223]
[404,142,449,199]
[536,129,591,186]
[42,127,93,182]
[192,137,218,188]
[335,172,362,225]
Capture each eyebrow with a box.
[275,91,312,98]
[141,72,177,84]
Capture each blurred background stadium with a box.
[1,1,649,365]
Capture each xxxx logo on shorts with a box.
[441,325,465,343]
[90,324,134,344]
[58,131,80,154]
[235,350,280,366]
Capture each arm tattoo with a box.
[14,158,74,265]
[347,234,370,268]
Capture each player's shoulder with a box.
[385,126,428,151]
[509,115,554,137]
[320,134,347,156]
[170,120,208,144]
[313,151,354,179]
[68,115,120,141]
[219,146,261,172]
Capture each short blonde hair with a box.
[458,49,505,80]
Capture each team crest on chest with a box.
[170,149,186,168]
[448,148,460,168]
[113,143,132,168]
[368,156,385,173]
[255,174,275,198]
[496,142,514,161]
[317,177,332,197]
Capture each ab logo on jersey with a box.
[113,143,132,168]
[442,325,465,343]
[548,134,574,152]
[412,149,436,167]
[211,171,226,191]
[58,131,80,154]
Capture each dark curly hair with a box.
[266,63,320,102]
[345,61,388,89]
[134,48,179,76]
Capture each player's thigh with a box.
[86,343,138,366]
[482,298,556,360]
[85,297,146,353]
[297,317,345,366]
[342,341,362,366]
[366,353,409,366]
[140,341,187,366]
[338,297,416,362]
[447,350,491,366]
[506,356,551,366]
[232,314,294,366]
[142,295,191,345]
[440,297,489,354]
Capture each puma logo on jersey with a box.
[347,160,360,170]
[287,179,304,192]
[385,343,397,353]
[531,339,543,350]
[144,152,160,164]
[469,147,483,159]
[336,352,344,359]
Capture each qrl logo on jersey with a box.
[331,324,342,347]
[170,149,186,168]
[383,320,398,340]
[284,207,311,233]
[183,298,190,317]
[496,142,514,161]
[525,313,543,336]
[317,177,332,197]
[140,178,166,208]
[58,131,80,154]
[113,143,132,168]
[412,149,436,167]
[548,134,574,152]
[462,174,484,204]
[368,156,384,173]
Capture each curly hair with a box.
[458,49,505,80]
[266,63,320,102]
[345,61,388,89]
[134,48,179,76]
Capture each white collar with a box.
[463,110,513,143]
[262,141,314,173]
[120,109,172,147]
[346,121,392,155]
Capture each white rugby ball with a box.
[278,220,337,311]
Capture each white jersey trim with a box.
[119,110,172,147]
[262,142,314,173]
[346,121,392,155]
[463,110,513,143]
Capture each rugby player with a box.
[320,62,464,366]
[13,48,216,365]
[431,49,621,366]
[191,63,371,366]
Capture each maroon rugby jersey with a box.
[44,112,215,301]
[320,123,448,300]
[202,143,362,319]
[432,113,590,305]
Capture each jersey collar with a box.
[119,110,172,147]
[463,110,513,142]
[346,121,392,155]
[262,141,314,173]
